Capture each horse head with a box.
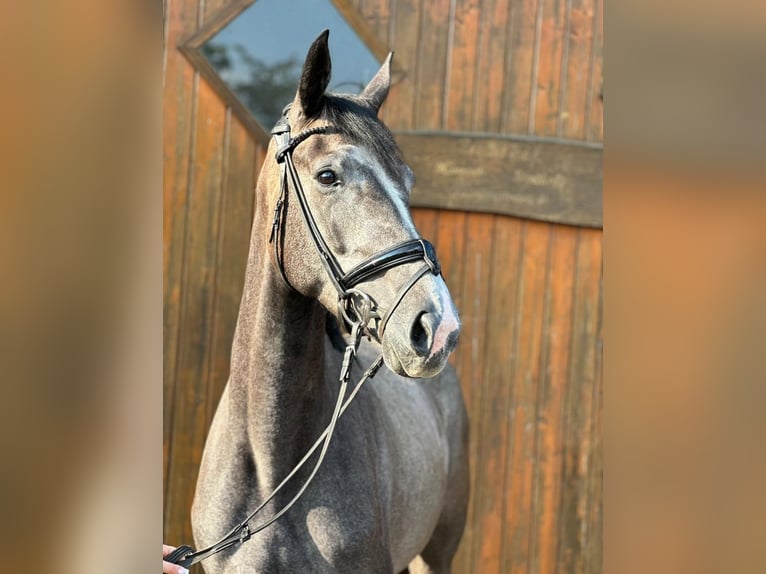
[261,30,460,378]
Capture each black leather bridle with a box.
[269,104,441,338]
[165,105,442,569]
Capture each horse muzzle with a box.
[382,297,461,378]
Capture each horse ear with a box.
[296,29,332,118]
[360,52,393,114]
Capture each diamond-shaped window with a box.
[200,0,381,132]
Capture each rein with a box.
[166,105,442,569]
[166,325,382,568]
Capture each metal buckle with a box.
[339,289,380,338]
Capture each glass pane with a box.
[202,0,381,130]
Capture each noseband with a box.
[268,105,441,338]
[165,106,444,569]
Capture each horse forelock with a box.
[299,94,405,181]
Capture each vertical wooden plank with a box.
[206,115,256,427]
[502,0,540,134]
[579,228,602,574]
[559,0,594,140]
[530,225,578,574]
[445,0,481,131]
[585,0,602,142]
[585,327,602,574]
[556,228,601,573]
[412,207,439,241]
[166,78,228,547]
[474,0,512,132]
[465,217,524,573]
[448,212,495,573]
[455,213,494,417]
[532,0,567,135]
[526,0,544,134]
[163,0,199,518]
[385,0,421,129]
[414,0,451,129]
[553,0,571,138]
[501,220,551,574]
[526,226,555,574]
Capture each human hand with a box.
[163,545,189,574]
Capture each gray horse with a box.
[191,31,469,574]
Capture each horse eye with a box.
[317,170,337,186]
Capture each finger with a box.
[163,559,189,574]
[162,545,176,556]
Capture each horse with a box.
[190,30,469,574]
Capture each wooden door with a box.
[367,2,604,572]
[164,1,602,572]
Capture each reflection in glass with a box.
[202,0,381,130]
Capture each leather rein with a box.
[166,106,442,569]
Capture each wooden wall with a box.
[164,0,602,572]
[163,0,264,558]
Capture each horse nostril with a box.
[410,311,434,357]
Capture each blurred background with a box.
[163,1,603,573]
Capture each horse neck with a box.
[226,196,333,487]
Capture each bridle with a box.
[165,105,442,569]
[269,105,440,338]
